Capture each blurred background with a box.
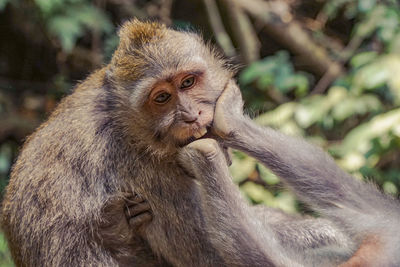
[1,0,400,264]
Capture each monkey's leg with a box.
[180,139,301,267]
[213,81,400,266]
[253,206,349,249]
[252,206,354,266]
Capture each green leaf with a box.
[332,94,382,121]
[240,182,275,205]
[358,0,376,13]
[350,51,378,68]
[352,54,400,103]
[48,16,83,52]
[239,60,276,86]
[322,0,352,19]
[272,191,297,214]
[255,102,297,127]
[0,144,12,174]
[336,152,366,172]
[66,5,113,33]
[34,0,64,15]
[388,32,400,53]
[353,59,390,91]
[334,108,400,155]
[295,86,347,128]
[353,5,385,38]
[0,0,10,11]
[229,153,256,183]
[0,232,13,267]
[257,163,280,185]
[376,8,399,43]
[383,181,398,195]
[239,50,309,94]
[45,3,113,52]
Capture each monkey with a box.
[1,19,365,267]
[210,79,400,266]
[3,17,380,267]
[1,19,283,267]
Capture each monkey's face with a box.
[109,23,233,154]
[143,59,230,148]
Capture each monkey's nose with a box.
[183,116,198,124]
[182,112,199,124]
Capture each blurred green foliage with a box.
[0,233,12,267]
[240,51,310,107]
[1,0,400,264]
[231,0,400,212]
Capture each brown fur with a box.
[111,20,167,82]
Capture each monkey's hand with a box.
[124,193,153,230]
[179,139,284,266]
[213,80,245,138]
[179,138,230,184]
[98,192,152,249]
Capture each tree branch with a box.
[230,0,344,93]
[221,0,260,64]
[203,0,236,57]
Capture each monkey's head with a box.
[106,20,234,157]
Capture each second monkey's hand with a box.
[213,80,245,139]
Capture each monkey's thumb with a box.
[178,139,225,175]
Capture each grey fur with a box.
[180,138,354,267]
[223,116,400,266]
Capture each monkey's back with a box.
[0,69,127,266]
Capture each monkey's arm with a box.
[180,139,299,267]
[214,81,400,266]
[183,138,353,266]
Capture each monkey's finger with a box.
[187,138,221,161]
[128,212,153,229]
[125,194,146,206]
[221,145,232,166]
[125,202,152,218]
[184,139,233,184]
[222,80,243,105]
[214,80,244,137]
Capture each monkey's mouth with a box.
[179,126,232,165]
[193,127,209,139]
[179,126,213,147]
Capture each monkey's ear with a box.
[117,19,167,51]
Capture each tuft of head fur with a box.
[118,19,166,49]
[109,19,167,82]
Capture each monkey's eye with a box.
[180,76,195,89]
[154,92,171,104]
